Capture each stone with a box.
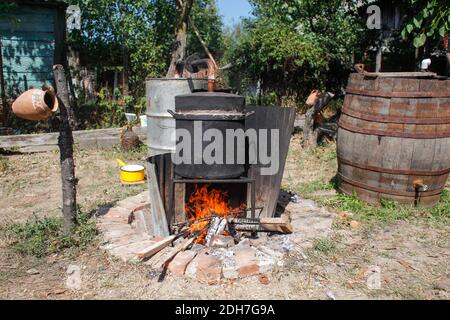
[258,245,285,261]
[256,249,276,274]
[210,235,235,248]
[195,252,222,284]
[26,268,39,275]
[234,246,260,278]
[66,265,81,290]
[350,220,361,229]
[185,255,199,279]
[249,235,269,247]
[337,211,353,222]
[326,290,337,300]
[258,274,270,285]
[222,259,239,280]
[168,251,198,276]
[236,238,251,247]
[211,249,238,280]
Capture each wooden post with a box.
[0,39,7,126]
[53,64,77,234]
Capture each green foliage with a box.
[224,0,365,107]
[188,0,224,57]
[2,211,98,258]
[68,0,166,97]
[76,88,147,129]
[0,2,18,24]
[67,0,223,98]
[313,238,336,255]
[401,0,450,48]
[331,190,450,225]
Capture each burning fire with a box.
[185,185,245,244]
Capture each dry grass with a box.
[0,137,449,300]
[283,135,450,227]
[0,146,147,225]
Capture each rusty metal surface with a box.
[339,114,450,139]
[338,173,444,197]
[341,108,450,125]
[338,180,442,208]
[337,156,450,176]
[346,88,450,98]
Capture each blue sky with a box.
[217,0,252,26]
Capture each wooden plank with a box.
[135,235,176,260]
[233,214,293,233]
[0,127,147,153]
[159,237,195,269]
[146,163,170,238]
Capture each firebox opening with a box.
[185,183,247,219]
[183,183,248,244]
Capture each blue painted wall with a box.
[0,2,66,97]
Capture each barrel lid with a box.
[175,92,245,112]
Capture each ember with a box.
[185,185,245,244]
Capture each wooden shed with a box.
[0,0,67,98]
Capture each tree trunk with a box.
[53,64,77,234]
[122,31,130,96]
[166,0,194,78]
[0,39,7,126]
[446,52,450,77]
[303,92,335,148]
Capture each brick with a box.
[117,197,146,211]
[109,240,155,262]
[195,252,222,284]
[168,251,197,276]
[132,210,152,235]
[103,207,131,219]
[131,203,150,213]
[210,235,235,248]
[234,246,260,278]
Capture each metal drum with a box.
[172,92,249,179]
[146,79,207,157]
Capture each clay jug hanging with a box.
[12,89,59,121]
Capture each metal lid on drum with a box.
[175,92,245,113]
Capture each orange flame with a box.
[185,185,244,244]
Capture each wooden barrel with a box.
[337,73,450,207]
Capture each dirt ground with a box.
[0,136,449,300]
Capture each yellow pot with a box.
[117,160,145,183]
